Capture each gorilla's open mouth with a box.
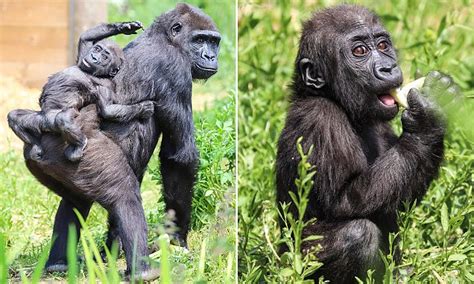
[377,91,397,108]
[82,58,91,68]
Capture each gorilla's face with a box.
[339,24,403,120]
[78,40,124,78]
[166,4,221,80]
[297,8,404,123]
[188,29,221,79]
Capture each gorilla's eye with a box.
[377,41,389,51]
[352,45,368,57]
[171,22,183,36]
[196,37,204,44]
[110,68,119,76]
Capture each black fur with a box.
[13,4,219,280]
[276,5,447,283]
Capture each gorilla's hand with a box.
[171,144,199,165]
[117,21,143,35]
[401,88,444,135]
[138,101,155,119]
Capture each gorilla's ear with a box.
[298,58,325,89]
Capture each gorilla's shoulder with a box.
[61,66,88,79]
[45,66,86,83]
[290,97,349,125]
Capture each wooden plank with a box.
[0,26,68,48]
[0,61,68,88]
[0,0,68,27]
[0,45,68,65]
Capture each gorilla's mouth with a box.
[195,63,217,73]
[377,92,397,107]
[82,59,91,68]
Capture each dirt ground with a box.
[0,75,222,152]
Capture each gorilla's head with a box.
[154,3,221,80]
[294,5,403,122]
[78,39,124,78]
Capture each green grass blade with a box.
[159,235,171,284]
[30,241,51,284]
[0,234,8,283]
[67,224,78,284]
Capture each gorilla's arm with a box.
[77,21,143,64]
[95,86,155,122]
[155,92,197,164]
[279,94,444,220]
[321,92,443,219]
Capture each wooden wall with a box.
[0,0,107,88]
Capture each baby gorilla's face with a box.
[79,40,124,78]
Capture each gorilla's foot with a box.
[125,267,160,282]
[170,233,188,249]
[64,138,88,162]
[45,257,83,274]
[45,260,68,273]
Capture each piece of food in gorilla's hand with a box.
[390,77,426,108]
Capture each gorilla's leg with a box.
[54,109,88,162]
[159,136,198,247]
[104,183,153,278]
[304,219,383,283]
[25,159,91,272]
[100,215,122,261]
[7,109,45,160]
[46,198,92,272]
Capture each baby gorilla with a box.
[8,21,154,162]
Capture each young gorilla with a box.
[7,21,154,162]
[276,5,456,283]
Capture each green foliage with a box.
[238,0,473,283]
[277,138,323,282]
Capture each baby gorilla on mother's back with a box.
[8,21,154,162]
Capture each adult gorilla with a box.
[276,5,453,283]
[24,3,220,279]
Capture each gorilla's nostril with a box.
[202,52,216,61]
[378,65,393,73]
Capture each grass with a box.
[0,1,235,282]
[238,0,473,283]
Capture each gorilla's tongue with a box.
[378,94,396,106]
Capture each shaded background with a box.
[238,0,473,282]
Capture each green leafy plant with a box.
[276,137,323,282]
